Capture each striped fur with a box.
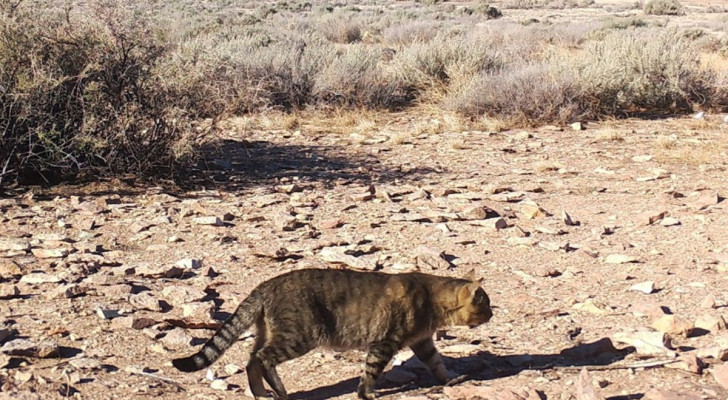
[172,268,492,400]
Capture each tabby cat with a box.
[172,268,492,400]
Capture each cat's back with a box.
[257,269,444,347]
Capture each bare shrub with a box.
[0,1,207,187]
[643,0,683,15]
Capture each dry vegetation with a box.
[1,0,727,188]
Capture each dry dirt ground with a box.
[2,110,728,400]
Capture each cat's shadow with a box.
[290,339,635,400]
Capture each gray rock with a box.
[129,292,163,312]
[415,246,451,270]
[1,339,59,358]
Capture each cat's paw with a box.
[435,367,459,383]
[357,385,376,400]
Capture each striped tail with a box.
[172,292,262,372]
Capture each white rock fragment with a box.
[629,281,655,294]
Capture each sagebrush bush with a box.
[502,0,595,10]
[449,63,584,125]
[318,15,362,43]
[313,47,416,109]
[382,21,442,46]
[0,1,208,187]
[572,29,710,115]
[643,0,683,15]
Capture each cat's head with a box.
[451,271,492,328]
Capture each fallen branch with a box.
[550,358,679,372]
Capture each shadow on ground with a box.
[188,139,436,193]
[10,138,438,199]
[290,339,636,400]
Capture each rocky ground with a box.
[1,112,728,400]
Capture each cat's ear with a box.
[464,268,484,283]
[464,268,476,281]
[457,281,481,303]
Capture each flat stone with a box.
[97,308,120,320]
[710,362,728,390]
[274,213,300,231]
[111,316,158,330]
[0,259,22,276]
[575,368,605,400]
[193,216,224,226]
[687,190,719,210]
[46,284,88,299]
[440,343,480,354]
[160,328,193,348]
[415,246,451,270]
[135,264,186,279]
[632,155,653,163]
[0,284,19,298]
[664,353,706,374]
[31,248,69,259]
[629,281,655,294]
[605,254,641,264]
[637,210,667,226]
[695,313,726,332]
[572,299,609,315]
[320,247,377,270]
[652,314,694,337]
[319,219,343,229]
[612,330,675,357]
[1,339,59,358]
[459,206,498,220]
[175,258,202,269]
[470,217,508,230]
[129,292,163,312]
[19,272,62,285]
[660,217,680,226]
[224,364,242,375]
[521,204,545,219]
[161,286,208,304]
[210,379,229,390]
[629,301,666,318]
[0,239,30,252]
[182,302,215,320]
